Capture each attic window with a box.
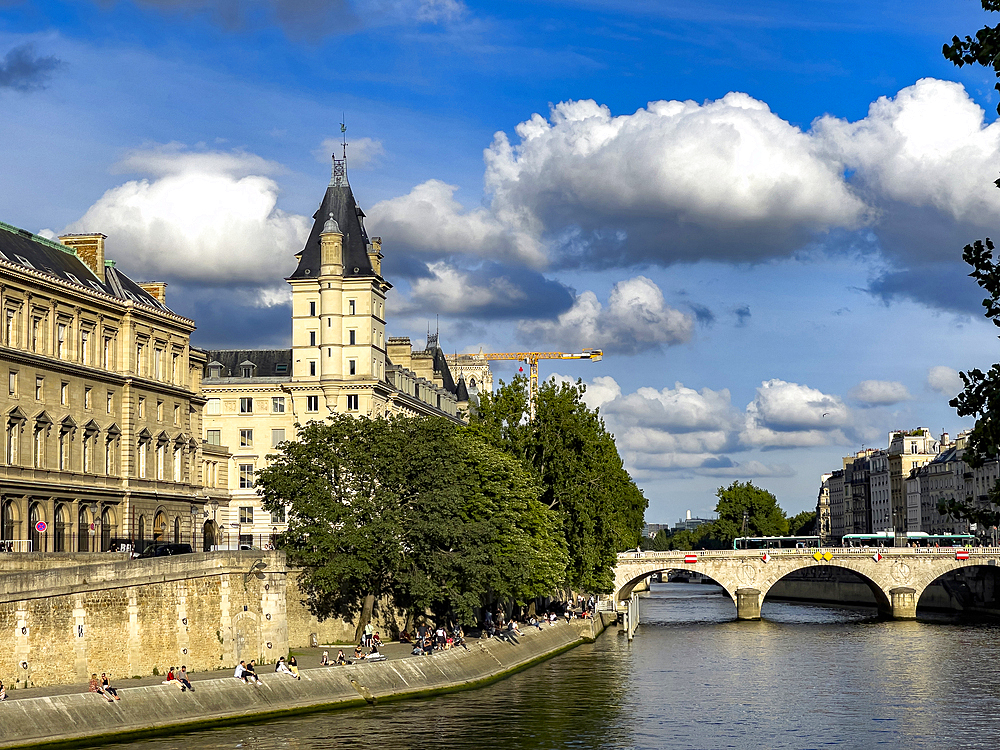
[241,365,253,378]
[208,365,222,378]
[14,255,34,269]
[65,273,81,286]
[274,363,288,374]
[90,281,104,292]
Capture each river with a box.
[107,582,1000,749]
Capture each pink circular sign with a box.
[34,521,46,533]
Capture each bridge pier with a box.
[736,588,762,620]
[887,587,917,620]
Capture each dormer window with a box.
[207,361,223,379]
[242,366,252,378]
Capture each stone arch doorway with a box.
[137,515,146,552]
[203,519,218,552]
[53,503,70,552]
[173,516,181,544]
[1,498,20,545]
[78,504,91,552]
[152,509,167,543]
[28,501,44,552]
[101,506,116,552]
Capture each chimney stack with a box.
[59,233,107,283]
[138,282,167,304]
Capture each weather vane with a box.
[340,117,348,160]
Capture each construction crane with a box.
[480,350,603,421]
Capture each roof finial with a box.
[341,117,348,161]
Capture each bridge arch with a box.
[614,549,1000,621]
[759,563,891,617]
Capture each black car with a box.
[137,543,194,558]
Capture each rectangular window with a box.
[349,359,356,375]
[156,400,163,421]
[306,395,319,412]
[309,361,316,376]
[349,329,356,345]
[206,429,221,446]
[173,404,180,425]
[309,331,316,346]
[238,464,254,490]
[35,377,42,400]
[271,428,285,448]
[154,348,163,379]
[136,343,144,375]
[5,308,15,346]
[56,323,66,358]
[84,386,92,409]
[240,429,253,448]
[103,334,113,369]
[348,299,356,315]
[60,382,68,406]
[347,394,359,411]
[172,353,180,384]
[274,363,288,374]
[270,506,286,524]
[309,301,316,316]
[138,396,145,418]
[206,398,221,415]
[239,506,254,524]
[272,396,285,413]
[80,329,90,364]
[240,397,253,414]
[8,370,16,397]
[107,391,114,414]
[31,317,40,352]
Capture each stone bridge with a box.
[614,547,1000,620]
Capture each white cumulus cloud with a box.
[927,366,965,397]
[314,136,386,169]
[517,276,693,354]
[741,379,851,448]
[63,144,310,288]
[848,379,911,406]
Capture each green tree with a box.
[788,510,817,536]
[710,481,788,548]
[471,376,647,593]
[256,414,568,630]
[938,5,1000,527]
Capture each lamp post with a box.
[190,504,198,548]
[88,502,99,553]
[207,500,219,551]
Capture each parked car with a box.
[137,543,194,559]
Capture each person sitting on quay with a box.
[244,660,263,685]
[508,620,522,637]
[101,673,121,699]
[336,649,348,665]
[529,616,543,631]
[288,655,300,678]
[320,651,330,666]
[234,660,248,684]
[353,644,364,660]
[0,679,7,702]
[275,656,300,679]
[89,673,115,703]
[371,632,384,649]
[177,666,194,692]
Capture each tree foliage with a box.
[940,9,1000,528]
[788,510,817,536]
[709,481,788,548]
[943,2,1000,116]
[470,376,647,593]
[255,414,567,627]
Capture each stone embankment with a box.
[0,614,614,749]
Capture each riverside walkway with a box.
[613,546,1000,620]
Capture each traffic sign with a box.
[34,521,46,533]
[683,554,697,564]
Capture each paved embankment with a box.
[0,614,614,749]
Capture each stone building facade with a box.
[0,222,226,555]
[202,161,467,546]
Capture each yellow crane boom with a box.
[480,349,603,420]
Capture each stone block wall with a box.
[285,570,403,647]
[0,551,287,689]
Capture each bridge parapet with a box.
[614,547,1000,621]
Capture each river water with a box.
[110,583,1000,750]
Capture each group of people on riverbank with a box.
[89,673,121,702]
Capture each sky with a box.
[3,0,1000,525]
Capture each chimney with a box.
[686,510,692,520]
[59,233,107,283]
[138,282,167,304]
[368,236,383,276]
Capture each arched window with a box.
[173,516,180,544]
[54,504,69,552]
[101,506,116,552]
[78,505,90,552]
[1,499,18,542]
[138,515,146,552]
[28,502,43,552]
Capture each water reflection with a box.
[111,583,1000,750]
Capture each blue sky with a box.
[3,0,1000,524]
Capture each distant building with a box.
[888,428,939,532]
[642,523,671,538]
[816,473,832,544]
[674,510,713,532]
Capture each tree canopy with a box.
[939,5,1000,527]
[470,376,647,593]
[255,414,567,629]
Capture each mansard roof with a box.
[0,221,172,313]
[203,349,292,379]
[288,167,377,282]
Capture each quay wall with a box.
[0,552,287,688]
[0,615,614,750]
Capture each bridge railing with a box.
[620,547,1000,559]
